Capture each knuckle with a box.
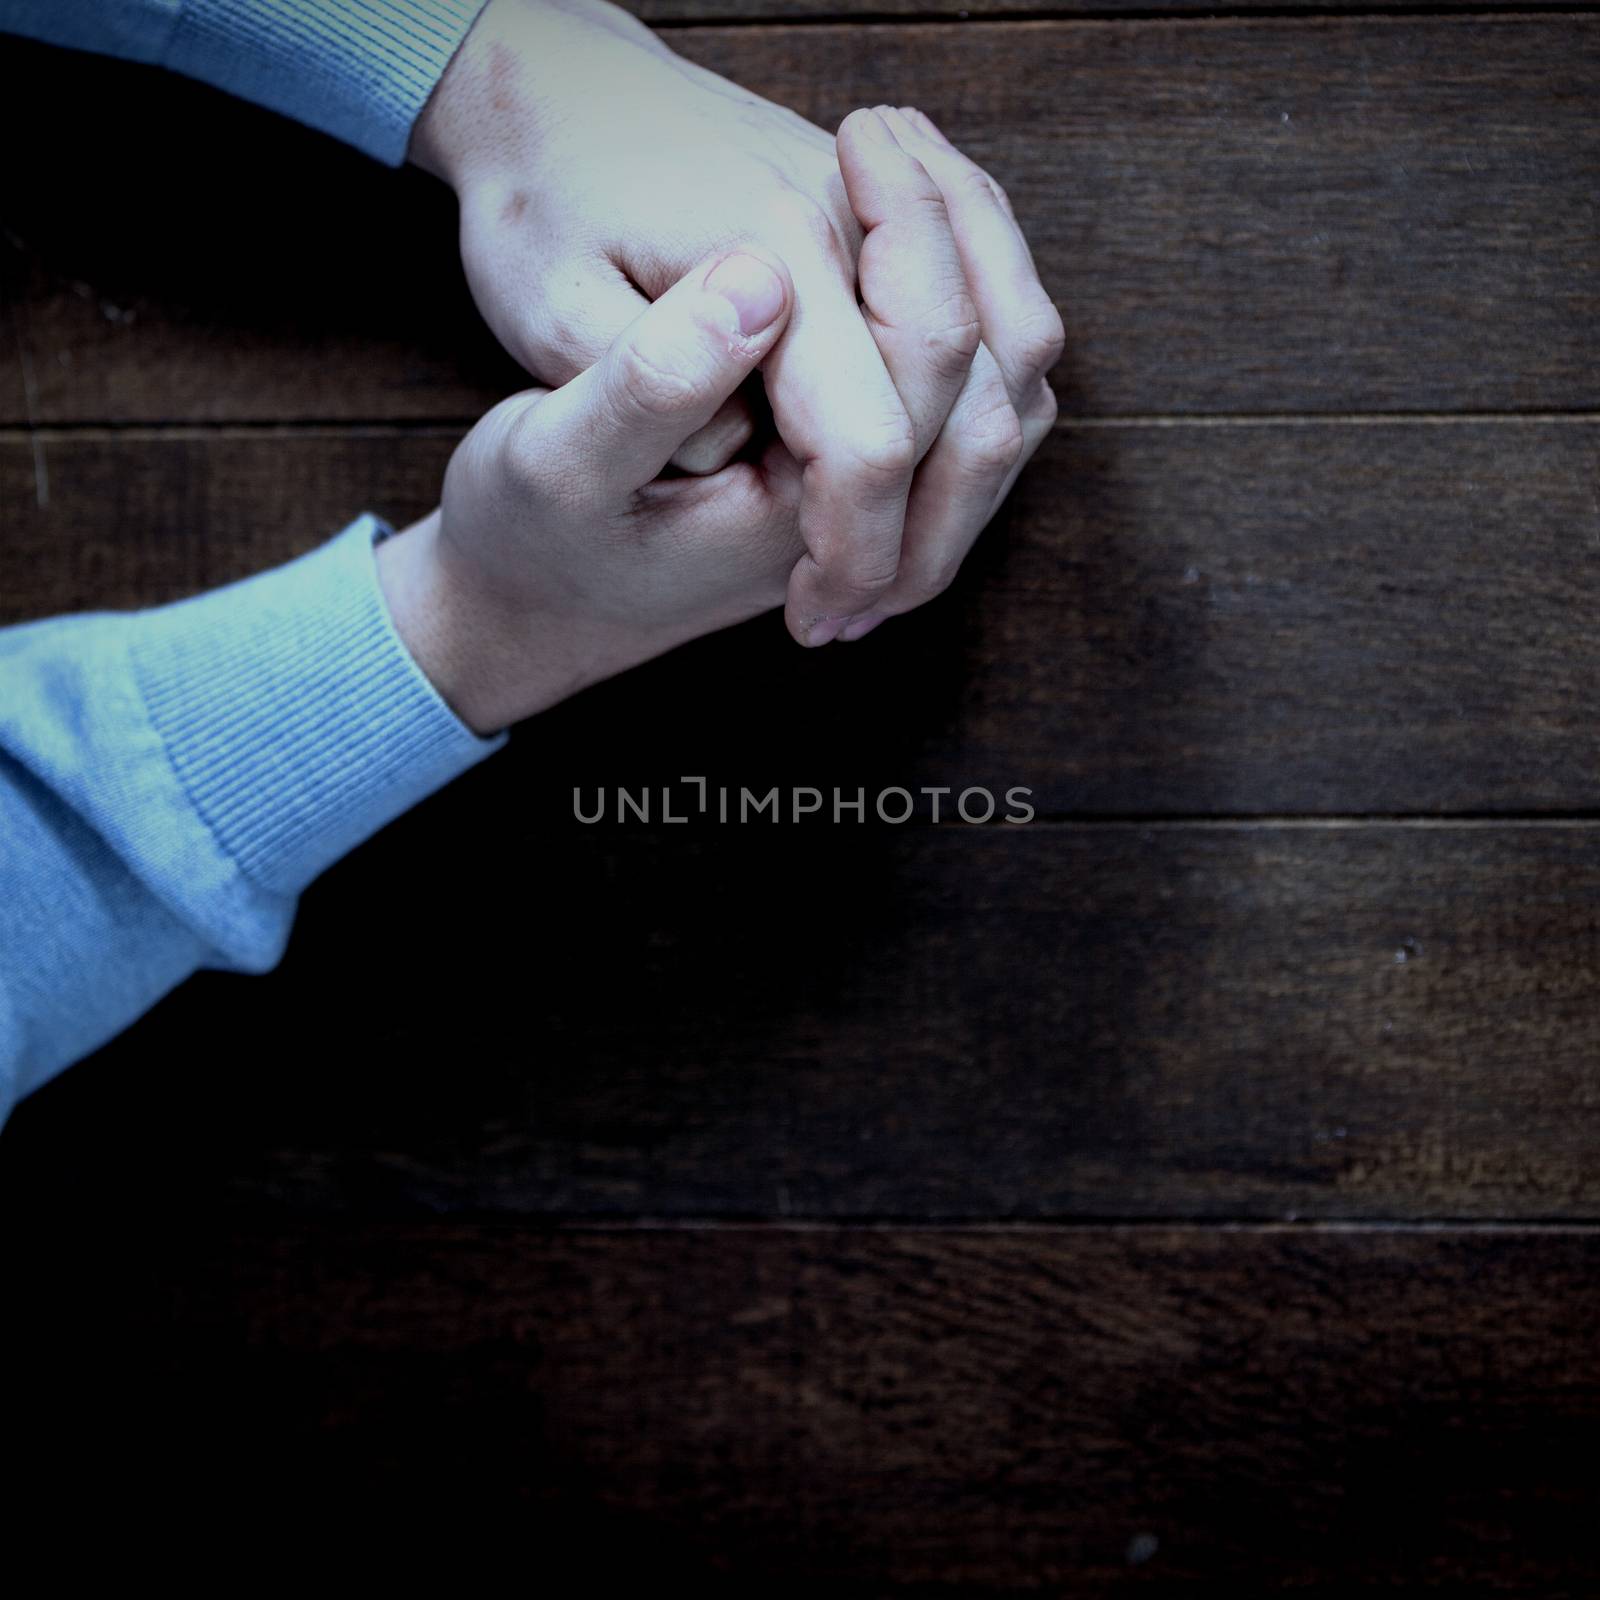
[1012,298,1067,383]
[613,337,701,418]
[805,539,900,607]
[495,398,547,487]
[904,182,953,224]
[953,155,1012,217]
[827,566,900,610]
[957,160,1001,207]
[960,398,1026,478]
[845,418,919,487]
[922,289,983,378]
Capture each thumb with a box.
[534,248,793,496]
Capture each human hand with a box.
[410,0,1063,646]
[376,248,803,735]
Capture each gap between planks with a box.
[645,5,1600,28]
[202,1216,1600,1234]
[1000,815,1600,827]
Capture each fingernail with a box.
[705,252,785,336]
[858,109,894,145]
[877,107,916,145]
[838,613,887,642]
[804,617,845,648]
[903,106,953,148]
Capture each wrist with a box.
[375,510,648,734]
[410,0,522,187]
[408,0,668,190]
[408,0,558,189]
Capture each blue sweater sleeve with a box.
[0,0,487,164]
[0,517,505,1126]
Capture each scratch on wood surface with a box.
[20,380,48,511]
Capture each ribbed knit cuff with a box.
[130,515,504,899]
[165,0,487,165]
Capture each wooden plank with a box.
[9,1220,1599,1589]
[4,815,1597,1221]
[633,0,1508,16]
[2,17,1596,422]
[0,53,514,426]
[0,429,453,620]
[3,422,1597,814]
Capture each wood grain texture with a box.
[3,17,1597,423]
[2,7,1594,1591]
[631,0,1510,16]
[4,818,1596,1221]
[4,422,1596,814]
[10,1220,1599,1589]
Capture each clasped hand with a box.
[385,0,1061,732]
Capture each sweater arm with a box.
[0,0,487,164]
[0,515,505,1126]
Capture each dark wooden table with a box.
[3,4,1597,1588]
